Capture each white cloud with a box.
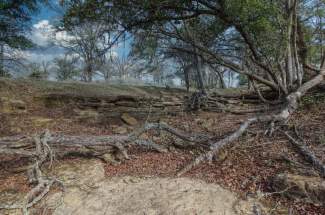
[33,20,51,29]
[27,20,122,64]
[30,20,55,47]
[30,19,76,47]
[55,31,75,44]
[23,50,65,63]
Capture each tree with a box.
[68,0,325,174]
[0,0,46,76]
[57,0,128,82]
[27,61,50,80]
[55,21,109,82]
[53,55,80,81]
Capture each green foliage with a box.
[0,0,46,49]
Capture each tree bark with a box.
[0,123,210,161]
[194,48,206,94]
[0,43,4,77]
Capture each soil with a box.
[1,79,325,214]
[31,159,266,215]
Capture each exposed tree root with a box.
[0,123,210,214]
[177,117,257,176]
[186,91,283,115]
[178,66,325,176]
[0,131,64,215]
[0,123,210,161]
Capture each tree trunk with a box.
[0,43,4,77]
[184,66,190,92]
[178,62,325,175]
[194,50,206,94]
[84,63,93,82]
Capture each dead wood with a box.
[0,131,64,215]
[177,118,257,176]
[186,90,283,114]
[0,123,209,162]
[178,65,325,176]
[0,123,209,214]
[283,132,325,178]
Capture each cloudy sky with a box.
[26,3,130,64]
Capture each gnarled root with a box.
[0,130,64,215]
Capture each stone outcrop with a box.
[1,159,268,215]
[121,113,138,126]
[40,160,267,215]
[39,93,185,122]
[0,97,26,113]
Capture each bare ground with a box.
[1,79,325,214]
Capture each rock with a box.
[9,100,26,110]
[216,149,228,162]
[45,175,266,215]
[37,159,270,215]
[46,159,105,186]
[0,189,25,215]
[162,101,181,106]
[272,173,325,205]
[112,125,128,134]
[30,117,54,127]
[171,96,181,103]
[75,109,99,122]
[121,113,138,126]
[0,97,26,113]
[234,197,267,215]
[101,153,120,165]
[115,101,138,107]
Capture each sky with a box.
[26,2,234,86]
[26,2,130,64]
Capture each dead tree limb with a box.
[0,123,209,161]
[177,118,257,176]
[178,65,325,176]
[283,132,325,178]
[1,123,205,214]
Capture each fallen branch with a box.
[0,123,210,213]
[0,123,209,161]
[283,132,325,178]
[177,65,325,176]
[177,117,257,176]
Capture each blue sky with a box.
[32,4,60,24]
[27,3,130,64]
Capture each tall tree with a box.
[0,0,45,76]
[58,0,128,82]
[53,55,80,81]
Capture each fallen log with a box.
[0,123,210,161]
